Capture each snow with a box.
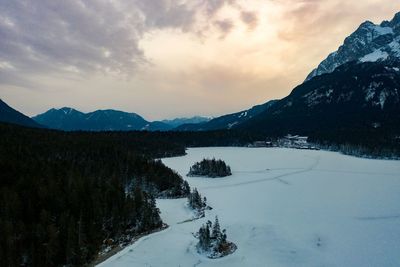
[365,83,378,101]
[388,39,400,57]
[99,147,400,267]
[238,111,248,118]
[227,121,238,129]
[379,90,389,109]
[371,25,393,36]
[360,49,389,62]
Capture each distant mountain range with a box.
[176,100,277,131]
[161,116,210,128]
[0,99,41,128]
[31,107,211,131]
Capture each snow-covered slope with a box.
[306,12,400,80]
[99,147,400,267]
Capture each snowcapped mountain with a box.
[238,59,400,143]
[175,100,278,131]
[306,12,400,81]
[0,99,42,128]
[232,11,400,148]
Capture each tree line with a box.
[0,123,189,266]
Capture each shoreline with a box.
[88,224,169,267]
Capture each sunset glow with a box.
[1,0,398,119]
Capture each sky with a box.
[0,0,398,120]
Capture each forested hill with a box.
[0,123,189,266]
[0,122,266,266]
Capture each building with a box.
[278,134,315,149]
[250,141,275,147]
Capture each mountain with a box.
[176,100,277,131]
[33,108,152,131]
[306,12,400,81]
[143,121,172,131]
[238,59,400,147]
[237,12,400,142]
[33,108,208,131]
[161,116,211,128]
[0,99,41,128]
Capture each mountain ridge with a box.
[236,59,400,151]
[33,107,211,131]
[176,100,278,131]
[0,99,42,128]
[306,11,400,81]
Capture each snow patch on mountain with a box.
[360,50,389,62]
[379,90,389,109]
[371,25,393,35]
[388,38,400,56]
[227,121,239,129]
[365,84,377,101]
[238,111,248,118]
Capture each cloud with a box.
[0,0,145,78]
[2,0,399,120]
[275,0,399,42]
[0,0,239,82]
[240,11,258,30]
[213,19,234,37]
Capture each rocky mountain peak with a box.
[305,12,399,81]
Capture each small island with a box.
[187,188,211,218]
[195,216,237,259]
[187,158,232,178]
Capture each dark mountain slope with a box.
[238,60,400,153]
[0,99,41,128]
[33,108,209,131]
[176,100,277,131]
[33,108,151,131]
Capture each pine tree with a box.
[211,216,221,240]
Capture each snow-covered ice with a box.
[99,147,400,267]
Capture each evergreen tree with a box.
[188,188,207,212]
[211,216,221,240]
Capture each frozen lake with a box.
[99,147,400,267]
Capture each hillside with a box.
[0,99,41,128]
[238,60,400,156]
[176,100,277,131]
